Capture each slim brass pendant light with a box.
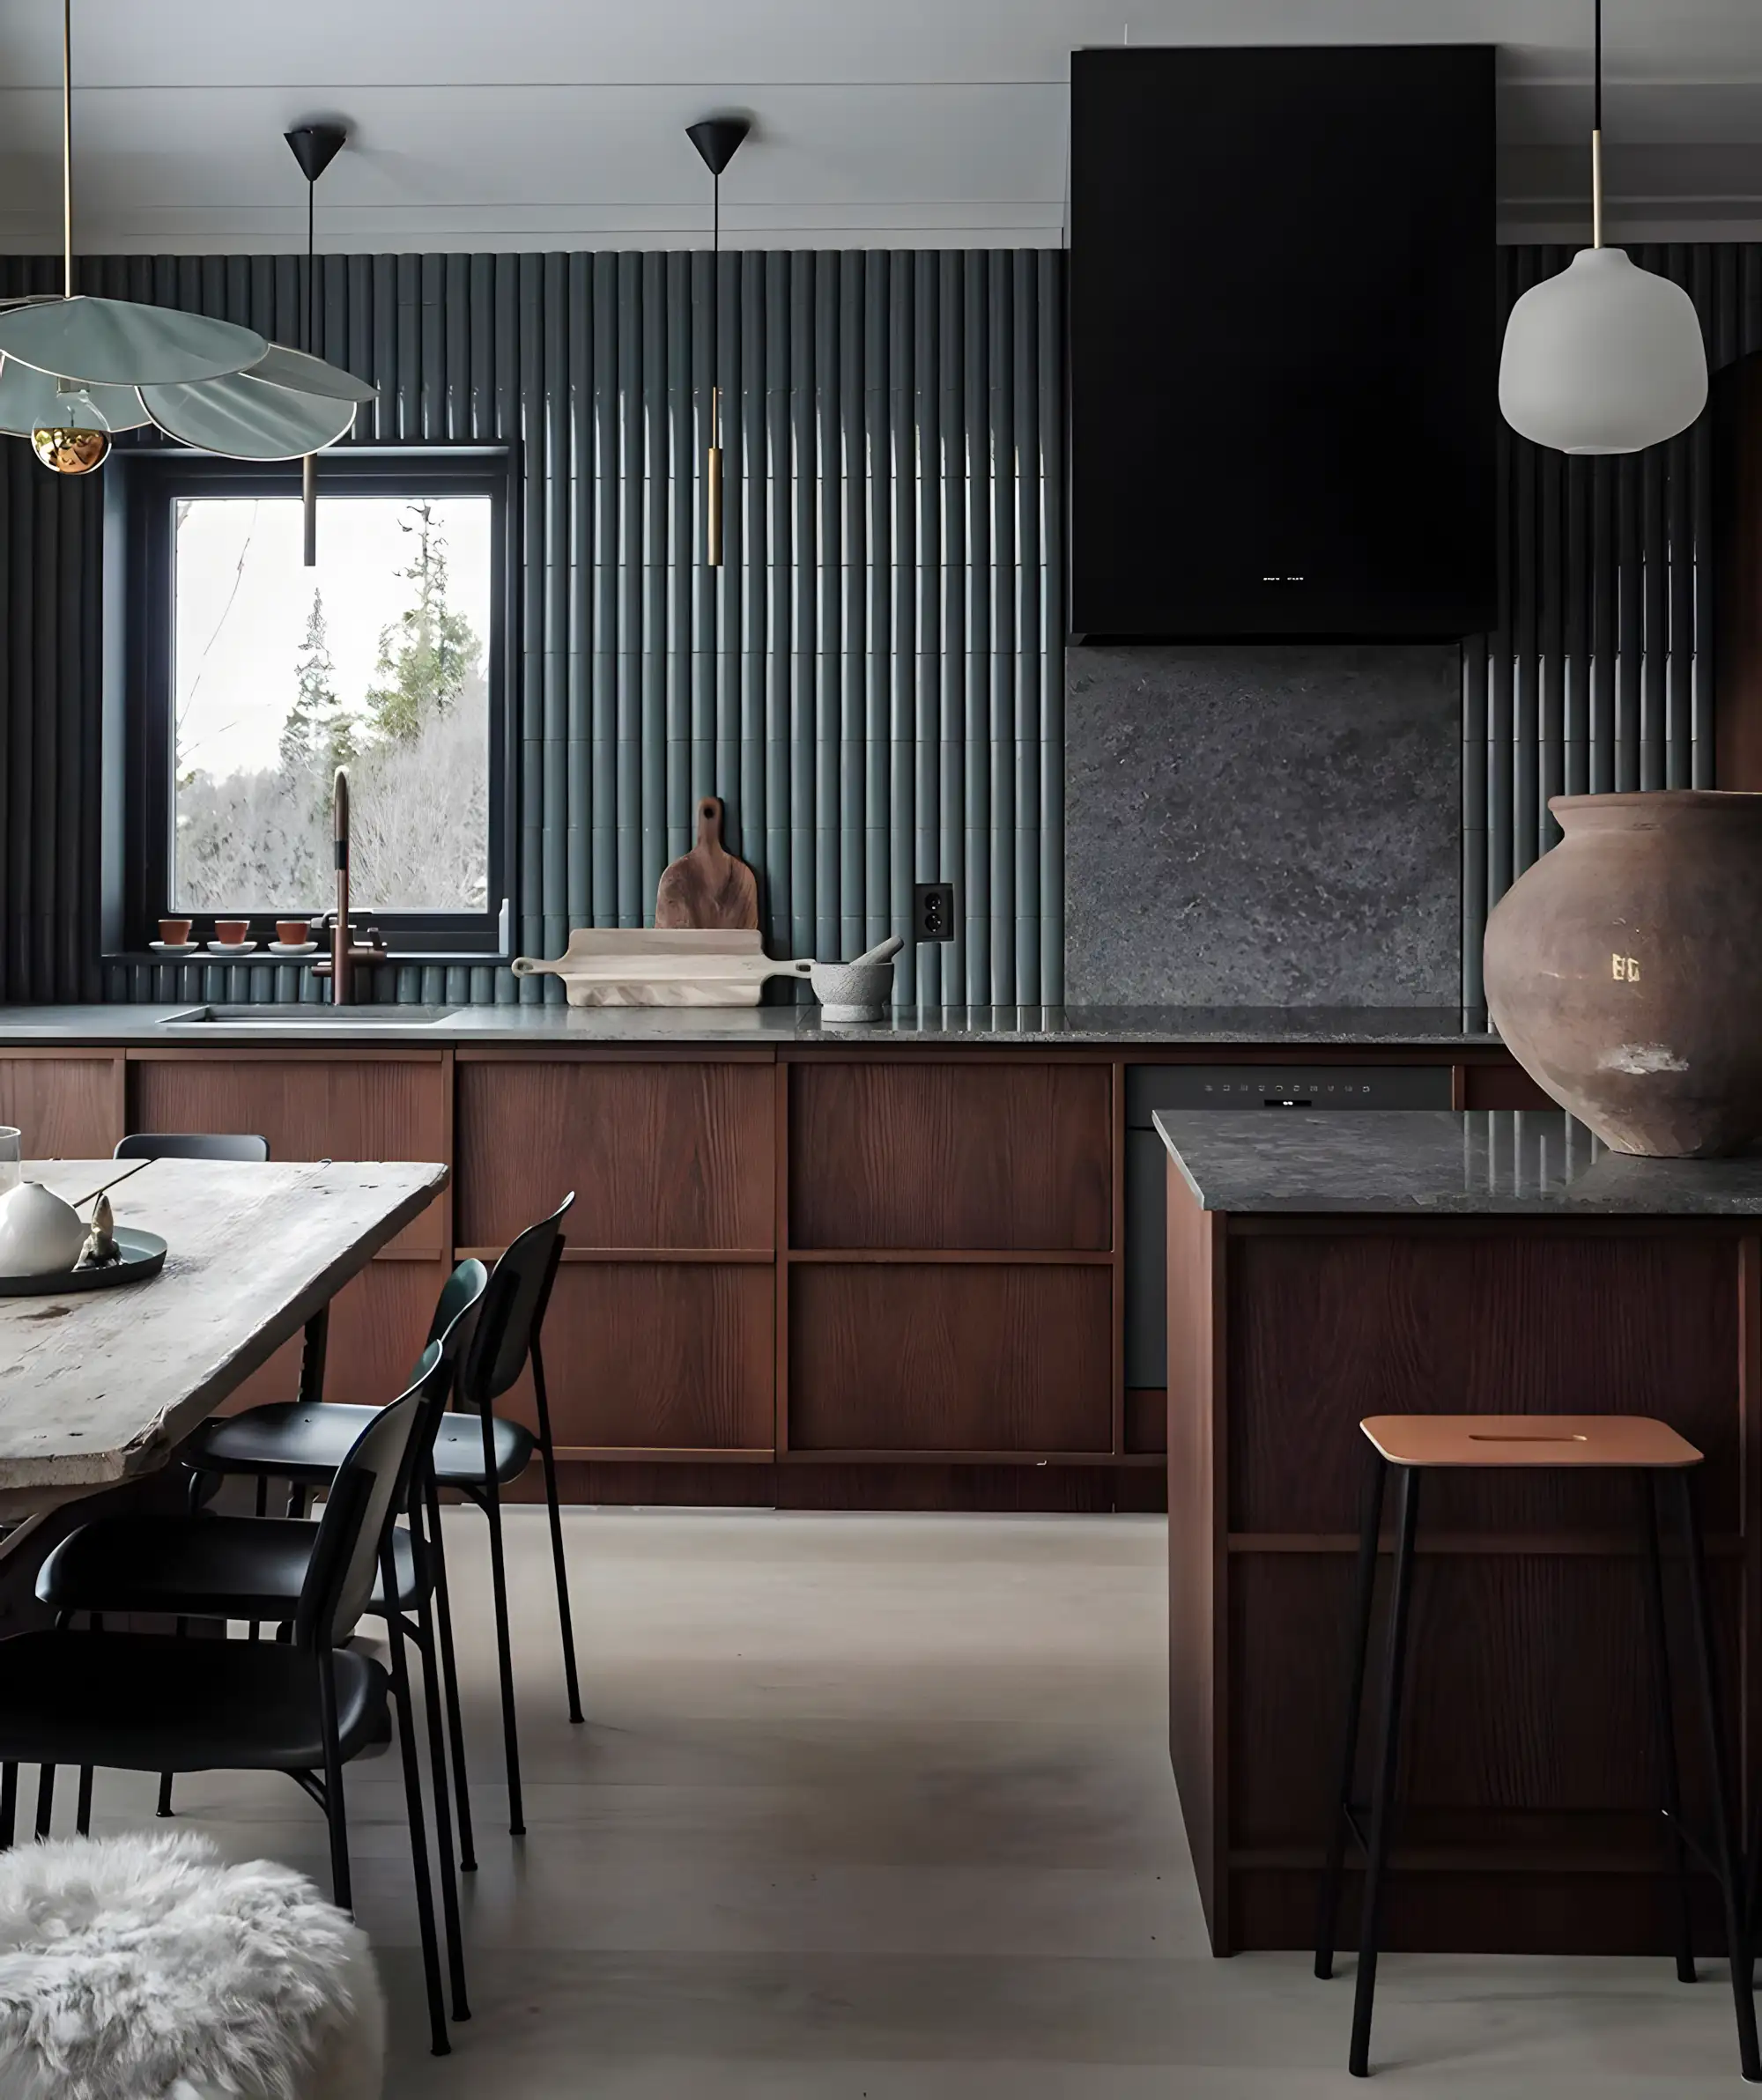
[686,116,749,567]
[285,123,348,565]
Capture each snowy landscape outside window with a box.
[171,494,493,914]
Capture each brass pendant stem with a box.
[61,0,73,295]
[1591,128,1603,248]
[302,451,318,566]
[707,383,723,566]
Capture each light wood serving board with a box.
[512,928,812,1007]
[655,798,759,929]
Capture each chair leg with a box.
[531,1342,584,1725]
[0,1764,16,1849]
[425,1472,476,1873]
[1640,1473,1697,1984]
[1316,1453,1388,1980]
[384,1586,451,2057]
[157,1616,189,1817]
[478,1480,526,1837]
[1670,1470,1762,2083]
[318,1656,352,1915]
[248,1475,269,1642]
[75,1764,93,1838]
[412,1605,471,2022]
[33,1765,54,1841]
[1349,1463,1421,2081]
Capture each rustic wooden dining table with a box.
[0,1157,448,1557]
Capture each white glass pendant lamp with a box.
[0,0,374,476]
[1498,0,1707,455]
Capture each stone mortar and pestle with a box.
[809,935,905,1022]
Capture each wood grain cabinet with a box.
[129,1053,450,1408]
[0,1053,123,1158]
[454,1054,776,1463]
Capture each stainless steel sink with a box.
[160,1005,460,1027]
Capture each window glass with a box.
[171,494,493,913]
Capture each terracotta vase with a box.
[1483,790,1762,1157]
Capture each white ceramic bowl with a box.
[809,959,894,1023]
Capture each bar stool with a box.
[1314,1414,1758,2082]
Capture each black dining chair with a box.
[36,1257,493,2031]
[115,1133,271,1163]
[181,1194,581,1846]
[0,1343,458,2056]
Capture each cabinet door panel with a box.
[456,1061,773,1251]
[789,1062,1112,1250]
[495,1261,774,1453]
[0,1056,121,1159]
[788,1263,1113,1452]
[132,1057,448,1253]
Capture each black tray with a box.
[0,1229,167,1298]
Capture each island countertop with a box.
[0,1002,1505,1050]
[1154,1107,1762,1215]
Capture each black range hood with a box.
[1068,45,1498,644]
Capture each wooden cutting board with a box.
[655,797,759,929]
[512,928,812,1008]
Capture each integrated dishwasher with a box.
[1123,1062,1456,1390]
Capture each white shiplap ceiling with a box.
[0,0,1758,254]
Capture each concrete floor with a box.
[73,1509,1753,2095]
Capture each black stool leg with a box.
[0,1764,17,1849]
[426,1469,476,1872]
[1317,1453,1388,1980]
[1350,1463,1422,2081]
[1640,1473,1696,1984]
[1670,1469,1761,2083]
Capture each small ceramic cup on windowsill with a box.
[214,920,250,946]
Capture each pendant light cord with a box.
[61,0,73,296]
[1590,0,1604,248]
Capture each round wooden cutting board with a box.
[655,796,759,929]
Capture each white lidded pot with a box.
[0,1180,87,1276]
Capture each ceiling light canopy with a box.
[0,1,374,477]
[1497,0,1706,456]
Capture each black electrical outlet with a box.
[914,882,956,942]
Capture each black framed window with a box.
[111,447,517,958]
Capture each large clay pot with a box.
[1484,790,1762,1157]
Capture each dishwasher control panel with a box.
[1125,1062,1454,1124]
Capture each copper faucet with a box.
[310,768,389,1004]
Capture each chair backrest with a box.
[467,1194,574,1409]
[412,1257,490,1462]
[300,1259,488,1647]
[297,1342,449,1651]
[115,1132,270,1162]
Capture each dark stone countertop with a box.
[1153,1109,1762,1216]
[0,1003,1504,1050]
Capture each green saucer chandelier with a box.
[0,0,375,476]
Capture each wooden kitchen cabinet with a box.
[0,1051,122,1157]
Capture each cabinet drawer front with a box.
[456,1061,774,1251]
[498,1261,774,1453]
[789,1062,1112,1250]
[131,1057,448,1253]
[788,1263,1114,1452]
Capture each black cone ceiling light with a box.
[687,115,749,566]
[285,122,349,564]
[0,0,374,476]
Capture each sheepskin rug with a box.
[0,1830,385,2100]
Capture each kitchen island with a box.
[1155,1107,1762,1958]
